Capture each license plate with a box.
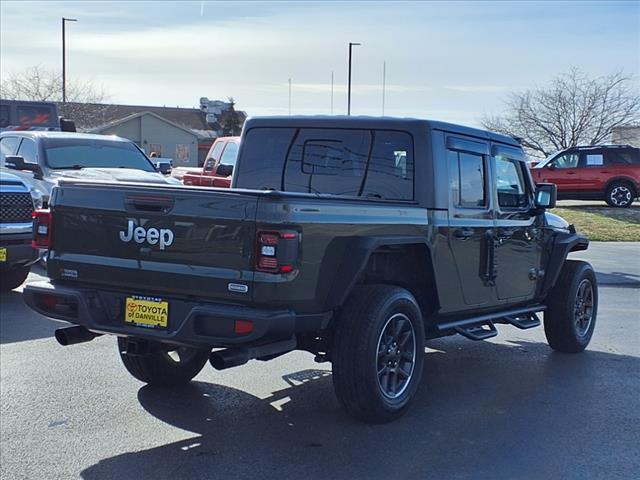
[0,248,6,262]
[125,297,168,329]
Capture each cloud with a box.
[444,85,509,93]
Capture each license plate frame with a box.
[125,296,169,329]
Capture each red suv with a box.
[530,145,640,207]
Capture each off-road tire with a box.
[118,338,210,386]
[605,181,635,207]
[0,266,30,292]
[332,285,425,423]
[544,260,598,353]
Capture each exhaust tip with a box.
[54,329,70,346]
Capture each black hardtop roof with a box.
[244,115,521,147]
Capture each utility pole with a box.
[62,17,78,103]
[331,71,334,114]
[347,42,361,115]
[382,60,386,116]
[288,78,292,115]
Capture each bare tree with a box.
[482,68,640,158]
[0,65,107,103]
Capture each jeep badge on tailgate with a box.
[119,220,174,250]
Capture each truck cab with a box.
[182,136,239,188]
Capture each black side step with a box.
[504,313,541,330]
[455,322,497,341]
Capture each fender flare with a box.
[318,236,429,311]
[539,230,589,298]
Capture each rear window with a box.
[235,127,414,200]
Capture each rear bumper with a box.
[23,281,332,349]
[0,232,37,269]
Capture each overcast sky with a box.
[1,1,639,126]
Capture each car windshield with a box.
[533,152,559,169]
[43,138,156,172]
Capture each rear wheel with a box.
[332,285,425,423]
[0,266,30,292]
[544,260,598,353]
[605,181,635,207]
[117,338,210,386]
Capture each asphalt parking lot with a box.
[1,243,639,480]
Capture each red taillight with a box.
[32,209,53,248]
[255,230,299,273]
[234,320,254,335]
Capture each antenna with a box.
[331,71,334,114]
[382,60,386,116]
[288,78,292,115]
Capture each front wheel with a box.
[118,338,210,386]
[332,285,425,423]
[544,260,598,353]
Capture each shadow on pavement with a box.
[0,289,59,344]
[80,340,639,480]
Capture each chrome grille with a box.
[0,192,34,222]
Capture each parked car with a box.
[530,144,640,207]
[0,99,75,132]
[24,116,596,423]
[0,131,181,206]
[182,136,239,187]
[0,171,37,291]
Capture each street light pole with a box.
[347,42,361,116]
[62,17,78,103]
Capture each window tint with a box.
[0,105,9,128]
[209,141,226,162]
[607,149,640,165]
[495,156,528,208]
[284,129,370,195]
[449,150,486,208]
[43,138,155,171]
[16,105,55,127]
[236,127,414,200]
[0,136,21,165]
[220,142,239,166]
[17,138,37,164]
[363,131,414,200]
[552,153,579,169]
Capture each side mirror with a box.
[4,155,37,172]
[216,164,234,177]
[534,183,557,209]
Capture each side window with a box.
[449,150,486,208]
[551,153,579,169]
[607,150,637,165]
[362,131,414,200]
[495,156,528,209]
[0,137,21,165]
[17,138,37,164]
[220,142,239,166]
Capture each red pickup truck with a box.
[182,136,239,188]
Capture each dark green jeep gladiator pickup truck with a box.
[24,117,597,423]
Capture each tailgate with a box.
[48,183,258,301]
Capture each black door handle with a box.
[454,228,474,240]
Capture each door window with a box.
[495,156,528,208]
[551,153,579,169]
[209,141,226,162]
[17,138,37,164]
[585,153,604,166]
[0,136,21,165]
[449,150,486,208]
